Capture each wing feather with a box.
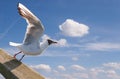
[18,3,44,45]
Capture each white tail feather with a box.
[9,42,21,47]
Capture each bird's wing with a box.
[18,3,44,45]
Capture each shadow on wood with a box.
[0,49,44,79]
[4,59,22,70]
[0,63,19,79]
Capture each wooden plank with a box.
[0,49,44,79]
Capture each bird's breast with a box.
[20,44,42,55]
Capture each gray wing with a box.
[18,3,44,45]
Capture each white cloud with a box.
[29,62,120,79]
[60,74,74,79]
[72,57,79,61]
[71,65,86,71]
[103,62,120,70]
[57,65,66,71]
[60,73,89,79]
[56,38,68,47]
[85,42,120,51]
[106,70,120,79]
[90,68,105,78]
[59,19,89,37]
[106,70,116,75]
[73,73,89,79]
[30,64,51,72]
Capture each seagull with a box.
[9,3,57,61]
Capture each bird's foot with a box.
[13,54,17,58]
[13,51,22,59]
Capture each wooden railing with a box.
[0,49,44,79]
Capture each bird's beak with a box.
[47,39,57,45]
[52,41,57,44]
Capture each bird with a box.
[9,3,57,61]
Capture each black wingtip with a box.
[17,2,22,16]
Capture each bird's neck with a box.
[40,40,49,52]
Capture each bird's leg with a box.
[19,54,25,61]
[14,51,22,58]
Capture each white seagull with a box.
[9,3,57,61]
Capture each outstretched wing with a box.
[18,3,44,45]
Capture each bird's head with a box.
[47,39,57,45]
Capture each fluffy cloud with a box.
[72,57,79,61]
[103,62,120,70]
[73,73,89,79]
[90,68,105,78]
[85,42,120,51]
[57,38,68,47]
[30,64,51,72]
[59,19,89,37]
[57,65,66,71]
[71,65,86,71]
[106,70,120,79]
[60,73,89,79]
[30,62,120,79]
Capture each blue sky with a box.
[0,0,120,79]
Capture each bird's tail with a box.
[9,42,21,47]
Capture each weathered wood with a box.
[0,49,44,79]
